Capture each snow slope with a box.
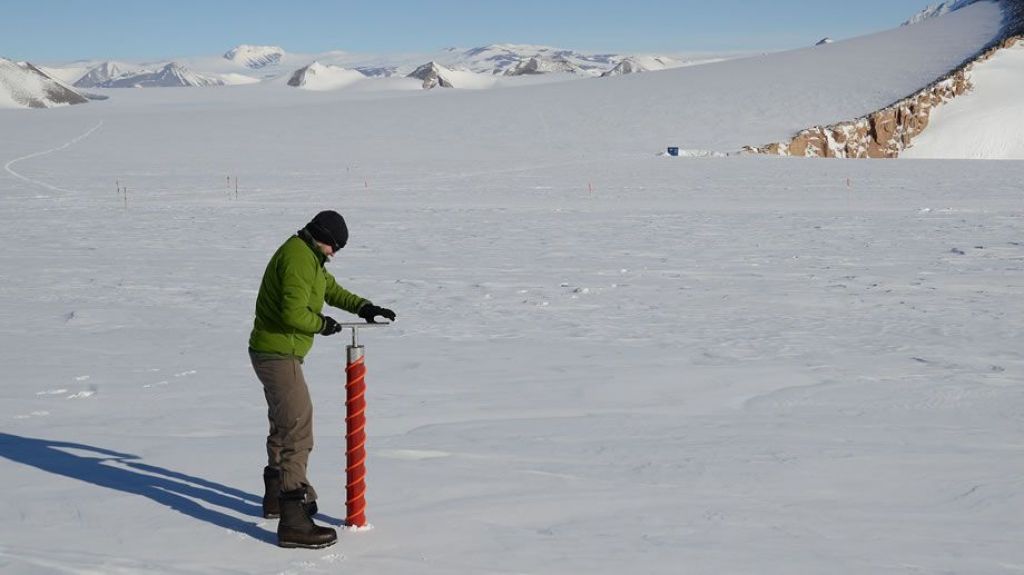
[0,58,88,109]
[0,3,1022,574]
[902,42,1024,159]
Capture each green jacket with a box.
[249,231,369,358]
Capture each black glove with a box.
[357,304,396,324]
[319,315,342,336]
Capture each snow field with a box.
[0,111,1022,573]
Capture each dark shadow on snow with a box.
[0,433,293,543]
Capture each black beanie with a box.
[305,210,348,250]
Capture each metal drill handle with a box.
[337,321,391,347]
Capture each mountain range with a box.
[0,1,1015,109]
[0,42,725,107]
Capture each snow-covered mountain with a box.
[223,44,285,69]
[74,61,141,88]
[503,56,584,76]
[904,0,980,25]
[24,43,704,95]
[98,62,224,88]
[406,61,457,89]
[405,61,498,90]
[0,58,89,108]
[456,44,616,75]
[286,61,365,90]
[600,55,680,77]
[355,65,399,78]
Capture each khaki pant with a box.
[250,353,318,500]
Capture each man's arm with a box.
[323,270,370,316]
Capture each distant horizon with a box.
[2,0,940,63]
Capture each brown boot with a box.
[277,487,337,549]
[262,466,280,519]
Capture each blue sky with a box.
[3,0,937,62]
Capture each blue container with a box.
[667,147,680,157]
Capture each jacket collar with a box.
[296,229,327,266]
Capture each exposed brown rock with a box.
[870,110,896,146]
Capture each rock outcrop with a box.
[745,34,1022,158]
[407,62,456,89]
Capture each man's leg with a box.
[251,356,316,500]
[250,354,335,548]
[263,387,282,469]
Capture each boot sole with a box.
[264,512,280,519]
[278,538,337,549]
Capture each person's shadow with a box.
[0,433,341,544]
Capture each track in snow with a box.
[3,120,104,193]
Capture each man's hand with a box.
[357,304,396,324]
[319,315,342,336]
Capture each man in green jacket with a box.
[249,210,395,549]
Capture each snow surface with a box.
[1,4,1022,574]
[902,43,1024,159]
